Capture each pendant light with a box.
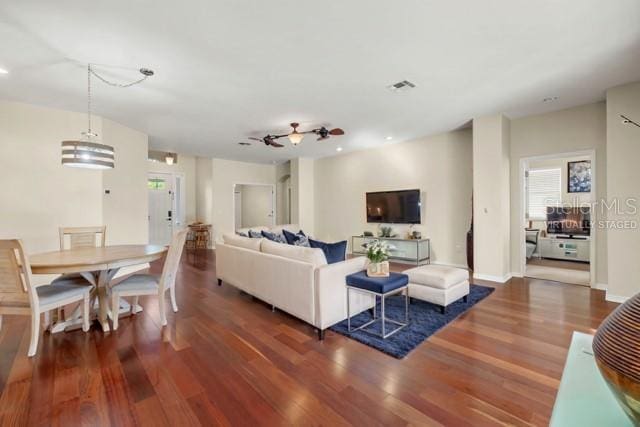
[61,64,154,169]
[61,65,115,169]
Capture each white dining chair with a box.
[109,230,188,330]
[0,239,91,357]
[53,226,106,286]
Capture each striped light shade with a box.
[61,140,115,169]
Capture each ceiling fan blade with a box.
[269,141,284,148]
[248,137,263,141]
[317,135,329,141]
[329,128,344,135]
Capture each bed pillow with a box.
[308,238,347,264]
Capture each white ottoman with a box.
[403,265,470,313]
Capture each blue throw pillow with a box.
[236,231,249,237]
[248,230,262,238]
[261,230,287,244]
[282,229,307,246]
[308,238,347,264]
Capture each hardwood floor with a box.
[0,251,618,426]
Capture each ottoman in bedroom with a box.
[403,264,469,314]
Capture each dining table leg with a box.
[96,270,111,332]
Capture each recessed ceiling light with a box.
[336,147,343,152]
[385,136,393,141]
[0,68,8,75]
[543,96,559,102]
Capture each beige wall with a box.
[291,158,315,235]
[509,102,607,285]
[606,82,640,301]
[195,158,276,242]
[0,101,150,283]
[0,101,103,254]
[275,161,291,225]
[102,118,149,245]
[314,129,472,267]
[148,154,197,224]
[195,157,213,224]
[473,114,511,281]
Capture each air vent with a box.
[386,80,416,92]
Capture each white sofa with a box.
[216,233,374,339]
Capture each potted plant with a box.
[364,240,393,277]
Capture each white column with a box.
[472,114,511,282]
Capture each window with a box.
[148,178,166,190]
[527,168,561,220]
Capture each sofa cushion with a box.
[282,229,309,246]
[261,230,287,244]
[223,234,263,251]
[309,238,347,264]
[403,264,468,290]
[261,239,327,267]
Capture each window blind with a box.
[527,168,561,220]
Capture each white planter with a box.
[366,260,390,277]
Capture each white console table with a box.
[351,236,430,265]
[539,235,590,263]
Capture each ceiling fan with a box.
[248,122,345,148]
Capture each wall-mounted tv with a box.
[546,206,591,236]
[366,189,421,224]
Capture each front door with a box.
[148,173,173,245]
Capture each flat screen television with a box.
[546,206,591,236]
[366,189,421,224]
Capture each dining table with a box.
[30,244,167,333]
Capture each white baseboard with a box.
[592,283,608,291]
[605,293,628,303]
[510,271,524,278]
[473,272,512,283]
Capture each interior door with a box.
[148,173,173,245]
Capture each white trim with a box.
[518,149,597,289]
[605,293,628,304]
[510,271,524,278]
[593,283,608,291]
[473,272,512,283]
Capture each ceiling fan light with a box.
[288,132,304,145]
[165,154,174,165]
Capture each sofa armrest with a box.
[314,256,374,329]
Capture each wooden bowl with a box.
[593,293,640,424]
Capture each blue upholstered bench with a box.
[346,271,409,339]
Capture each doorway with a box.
[520,150,595,286]
[148,172,186,245]
[233,184,275,230]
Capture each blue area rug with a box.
[330,284,494,358]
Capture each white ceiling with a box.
[1,0,639,163]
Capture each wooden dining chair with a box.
[0,239,90,357]
[59,226,107,250]
[110,230,188,330]
[53,226,106,286]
